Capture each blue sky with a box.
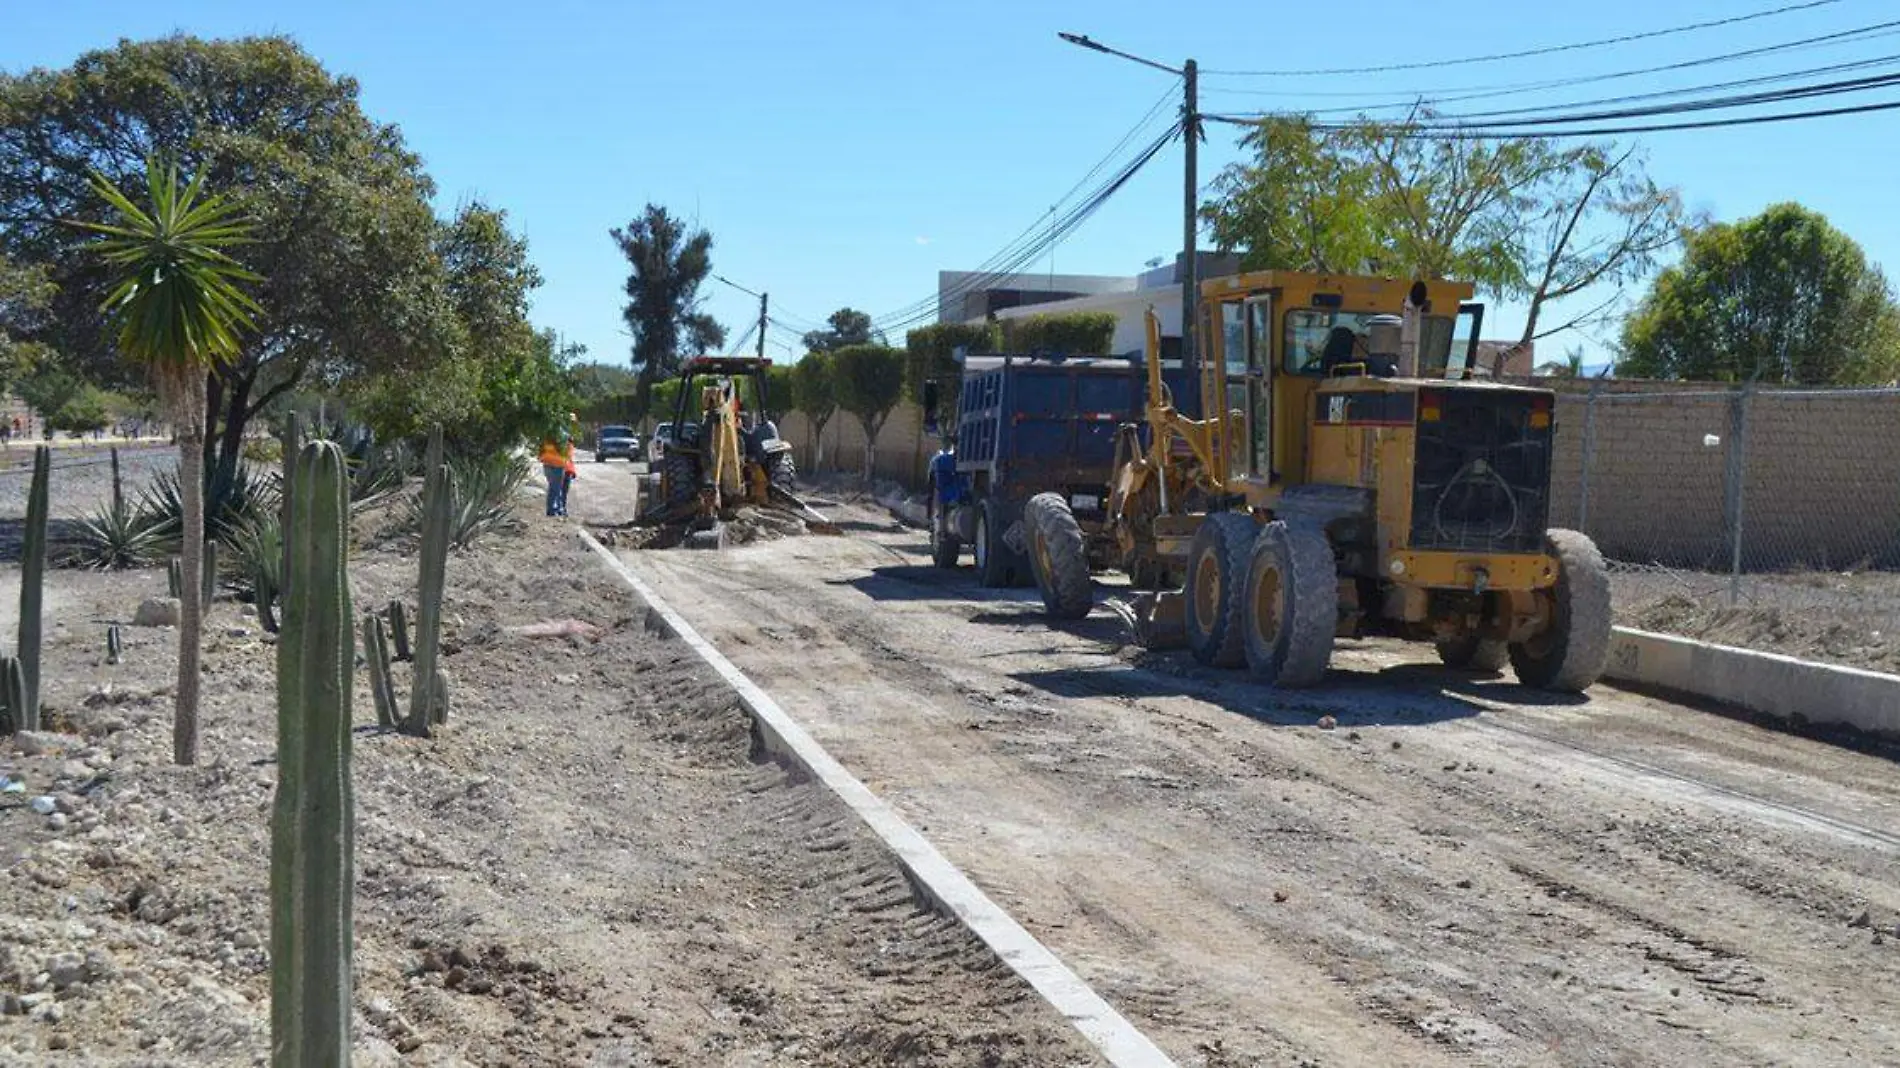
[8,1,1898,372]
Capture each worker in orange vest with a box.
[538,414,579,517]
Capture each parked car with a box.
[647,422,676,462]
[594,424,639,461]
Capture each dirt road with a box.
[579,470,1900,1068]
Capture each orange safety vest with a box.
[537,438,571,467]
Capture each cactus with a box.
[167,557,183,599]
[0,657,23,736]
[388,601,411,662]
[405,426,450,737]
[17,445,48,732]
[109,445,124,516]
[429,667,450,727]
[280,412,302,606]
[270,439,354,1066]
[107,626,123,666]
[362,614,398,729]
[202,539,219,609]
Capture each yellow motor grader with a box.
[1022,270,1611,692]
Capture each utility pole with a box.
[1181,58,1198,390]
[757,292,768,362]
[1058,33,1201,402]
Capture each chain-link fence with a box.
[1551,383,1900,673]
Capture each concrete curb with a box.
[1606,627,1900,737]
[577,529,1177,1068]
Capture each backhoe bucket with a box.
[1131,590,1188,651]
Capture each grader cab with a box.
[1022,270,1611,692]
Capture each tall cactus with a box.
[387,601,411,663]
[270,439,354,1067]
[362,614,398,729]
[279,412,302,607]
[17,445,48,732]
[202,539,219,610]
[0,656,24,736]
[405,426,451,736]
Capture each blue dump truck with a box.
[924,354,1192,587]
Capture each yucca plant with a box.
[82,158,261,766]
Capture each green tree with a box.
[0,35,448,513]
[0,254,55,395]
[764,363,795,419]
[1619,203,1900,385]
[610,205,725,418]
[567,360,635,404]
[84,160,260,766]
[1203,112,1681,344]
[830,344,905,480]
[789,352,837,470]
[802,307,879,353]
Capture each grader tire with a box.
[1183,512,1258,669]
[1025,493,1092,620]
[1436,636,1509,674]
[1241,521,1337,688]
[1509,528,1612,692]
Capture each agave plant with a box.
[402,451,527,550]
[138,460,281,547]
[62,498,177,570]
[223,510,284,630]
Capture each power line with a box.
[1202,20,1900,104]
[872,121,1182,334]
[868,82,1181,329]
[1205,0,1844,77]
[1206,95,1900,138]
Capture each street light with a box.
[1060,31,1200,386]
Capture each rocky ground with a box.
[1615,567,1900,675]
[0,475,1098,1065]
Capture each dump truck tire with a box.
[1509,528,1612,692]
[1436,635,1509,673]
[975,498,1018,588]
[767,450,796,494]
[1241,521,1336,688]
[660,451,699,510]
[928,496,961,569]
[1025,492,1092,619]
[1184,512,1257,668]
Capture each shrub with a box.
[999,311,1117,356]
[402,451,527,550]
[904,322,998,407]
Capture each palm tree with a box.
[84,161,260,765]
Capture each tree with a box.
[567,360,634,403]
[84,160,260,767]
[0,36,448,515]
[830,344,905,480]
[1203,111,1682,345]
[0,254,54,396]
[802,307,878,352]
[610,205,725,418]
[789,352,837,469]
[1619,203,1900,385]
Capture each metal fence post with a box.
[1578,379,1604,536]
[1725,383,1754,606]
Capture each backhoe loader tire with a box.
[767,451,797,494]
[975,498,1019,588]
[1241,521,1336,688]
[660,451,699,510]
[1025,493,1092,620]
[1184,512,1258,668]
[1509,529,1612,692]
[1436,635,1509,673]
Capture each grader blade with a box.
[1131,590,1188,651]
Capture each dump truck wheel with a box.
[1025,493,1092,619]
[1241,521,1336,687]
[1436,635,1509,673]
[974,498,1017,588]
[1183,512,1257,668]
[1509,528,1612,692]
[660,451,699,510]
[767,450,796,494]
[929,497,961,569]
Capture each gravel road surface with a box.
[579,471,1900,1068]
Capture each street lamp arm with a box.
[1056,31,1183,76]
